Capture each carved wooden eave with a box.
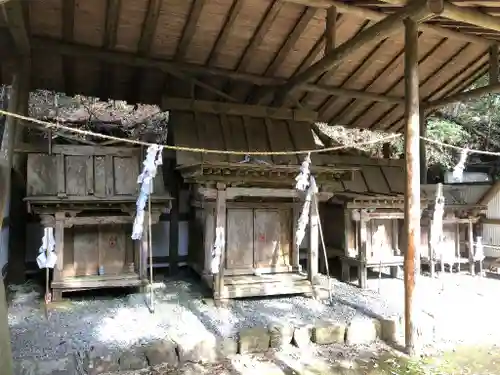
[177,162,355,186]
[24,198,172,216]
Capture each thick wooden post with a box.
[3,60,30,285]
[213,184,227,303]
[169,178,180,275]
[403,17,421,357]
[419,109,427,184]
[358,215,368,289]
[489,44,499,84]
[0,80,17,375]
[308,195,319,287]
[325,6,337,55]
[468,218,475,275]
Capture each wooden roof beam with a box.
[269,0,434,106]
[31,37,404,104]
[99,0,121,101]
[129,0,162,103]
[161,97,318,122]
[2,0,29,56]
[378,0,500,33]
[284,0,490,44]
[424,81,500,109]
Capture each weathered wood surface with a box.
[25,146,170,201]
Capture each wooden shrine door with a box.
[225,207,292,273]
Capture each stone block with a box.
[84,348,120,375]
[292,324,312,348]
[177,336,218,363]
[312,321,346,345]
[345,316,380,345]
[238,327,270,354]
[215,337,238,359]
[37,356,77,375]
[269,323,294,349]
[119,349,148,371]
[14,359,37,375]
[380,316,404,344]
[144,339,179,367]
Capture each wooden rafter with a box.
[248,7,316,103]
[256,31,326,106]
[327,34,417,125]
[99,0,121,101]
[351,36,449,129]
[390,55,489,132]
[270,0,434,106]
[31,37,404,105]
[424,81,500,110]
[285,0,491,43]
[372,41,473,129]
[60,0,75,95]
[2,0,29,56]
[325,6,336,55]
[161,97,318,122]
[202,0,243,100]
[130,0,162,103]
[176,0,206,61]
[226,0,283,100]
[379,0,500,33]
[381,41,478,129]
[298,14,350,107]
[489,44,499,83]
[318,37,389,117]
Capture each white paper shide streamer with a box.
[211,227,225,274]
[294,153,318,249]
[451,148,469,182]
[36,228,57,269]
[132,145,163,240]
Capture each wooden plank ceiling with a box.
[0,0,497,132]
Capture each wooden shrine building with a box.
[420,184,489,274]
[166,106,356,301]
[3,0,500,363]
[24,143,172,300]
[319,159,412,288]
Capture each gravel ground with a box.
[327,271,500,350]
[8,269,500,363]
[8,271,358,361]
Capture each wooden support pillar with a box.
[357,215,368,289]
[0,72,17,375]
[403,17,421,357]
[213,184,227,302]
[390,219,400,278]
[341,209,352,282]
[3,60,30,285]
[490,44,499,84]
[292,204,300,270]
[308,194,319,288]
[169,179,180,276]
[419,109,427,184]
[325,6,336,55]
[140,211,150,282]
[468,218,475,275]
[52,212,65,302]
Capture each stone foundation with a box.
[14,317,391,375]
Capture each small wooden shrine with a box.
[319,159,412,289]
[24,144,172,300]
[420,184,489,274]
[166,105,356,302]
